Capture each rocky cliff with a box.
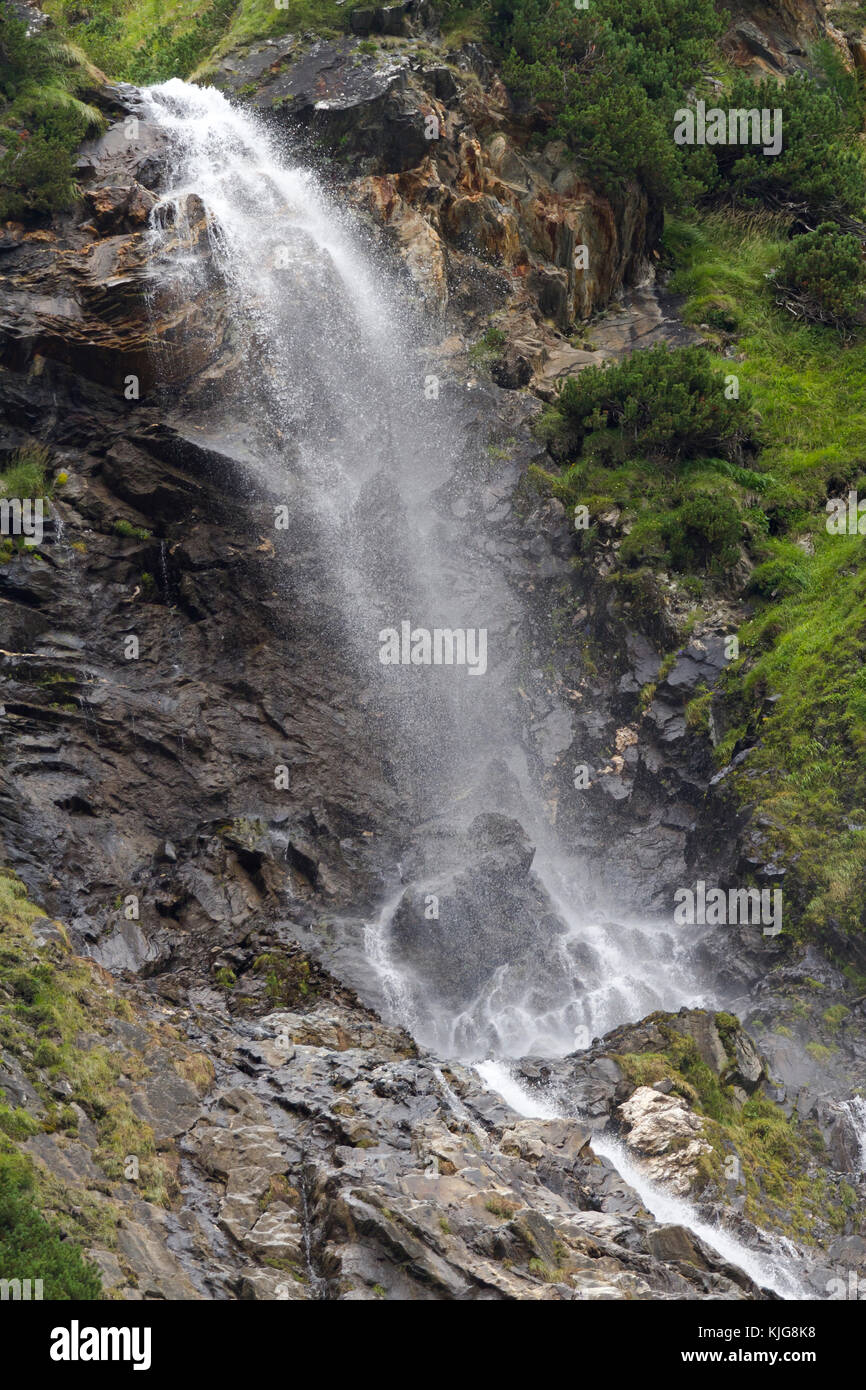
[2,0,866,1302]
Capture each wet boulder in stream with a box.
[388,813,566,1010]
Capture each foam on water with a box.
[144,80,812,1301]
[476,1061,807,1300]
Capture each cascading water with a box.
[843,1096,866,1172]
[142,77,710,1061]
[142,79,810,1296]
[476,1061,808,1299]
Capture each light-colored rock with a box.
[618,1086,713,1196]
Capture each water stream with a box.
[142,78,814,1298]
[476,1060,808,1299]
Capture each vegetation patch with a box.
[773,222,866,335]
[252,949,318,1007]
[0,1148,102,1299]
[0,3,105,220]
[615,1014,829,1240]
[42,0,351,84]
[487,0,721,203]
[0,870,173,1220]
[529,344,765,582]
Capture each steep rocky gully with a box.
[2,0,866,1301]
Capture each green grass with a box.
[0,1149,103,1299]
[438,1,487,47]
[615,1014,829,1239]
[0,871,170,1206]
[43,0,352,84]
[661,211,866,944]
[112,519,150,540]
[0,877,106,1295]
[0,446,53,501]
[0,2,106,219]
[665,214,866,488]
[527,209,866,946]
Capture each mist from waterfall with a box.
[135,76,851,1303]
[143,78,711,1062]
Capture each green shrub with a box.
[663,494,743,572]
[703,69,866,222]
[747,556,810,599]
[618,492,745,574]
[489,0,720,204]
[490,8,865,218]
[774,223,866,331]
[0,446,52,500]
[112,519,150,540]
[469,325,507,366]
[0,1150,102,1299]
[0,2,105,220]
[545,344,756,464]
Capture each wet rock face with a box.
[0,112,219,395]
[197,1000,771,1301]
[388,813,566,1010]
[5,891,781,1300]
[88,961,779,1299]
[508,1006,866,1288]
[4,905,853,1301]
[210,28,655,334]
[0,297,399,974]
[618,1087,713,1196]
[1,81,441,968]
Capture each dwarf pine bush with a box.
[543,344,756,463]
[488,0,720,204]
[703,69,866,222]
[775,223,866,330]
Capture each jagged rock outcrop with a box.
[3,899,781,1299]
[3,0,866,1305]
[717,0,866,77]
[210,20,658,348]
[618,1087,713,1196]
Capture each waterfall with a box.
[140,76,830,1303]
[590,1136,807,1301]
[844,1096,866,1172]
[142,77,710,1062]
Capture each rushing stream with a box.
[141,78,813,1297]
[476,1060,808,1299]
[143,77,709,1053]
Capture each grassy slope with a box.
[526,202,866,949]
[0,869,197,1295]
[42,0,350,83]
[664,212,866,948]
